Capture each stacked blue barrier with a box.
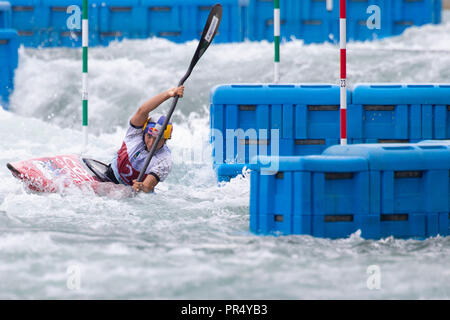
[10,0,41,46]
[249,155,371,238]
[211,83,450,181]
[324,142,450,238]
[245,0,291,41]
[391,0,442,35]
[96,0,140,46]
[245,0,337,43]
[297,0,335,44]
[0,29,19,108]
[210,84,349,181]
[139,0,243,44]
[7,0,444,47]
[9,0,245,47]
[0,1,11,28]
[343,0,393,42]
[250,142,450,239]
[348,84,450,144]
[0,2,19,108]
[247,0,442,44]
[39,0,84,47]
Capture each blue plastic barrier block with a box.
[0,1,12,29]
[324,143,450,216]
[12,0,100,47]
[437,212,449,237]
[139,0,243,44]
[190,0,243,43]
[39,0,81,47]
[392,0,439,35]
[296,0,335,44]
[312,215,379,239]
[140,0,183,43]
[378,213,427,239]
[245,0,292,41]
[420,85,450,140]
[249,155,370,238]
[0,29,19,108]
[426,212,449,237]
[9,0,41,46]
[432,0,442,24]
[95,0,140,46]
[328,0,442,43]
[348,84,450,144]
[250,145,449,239]
[215,163,248,182]
[245,0,337,44]
[210,84,350,181]
[332,0,394,42]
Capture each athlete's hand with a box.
[167,86,184,98]
[132,179,145,192]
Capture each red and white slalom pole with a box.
[340,0,347,145]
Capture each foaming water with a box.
[1,13,450,299]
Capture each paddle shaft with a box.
[136,4,222,183]
[136,79,184,183]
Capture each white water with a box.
[1,13,450,299]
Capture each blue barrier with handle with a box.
[323,142,450,238]
[0,1,12,29]
[210,83,350,181]
[392,0,441,35]
[7,0,444,47]
[96,0,140,46]
[245,0,293,42]
[9,0,43,47]
[211,83,450,182]
[40,0,82,47]
[348,84,450,144]
[343,0,392,42]
[249,155,370,238]
[140,0,243,44]
[324,142,450,214]
[0,28,19,108]
[298,0,335,44]
[250,142,450,239]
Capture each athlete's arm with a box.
[130,86,184,127]
[132,175,159,193]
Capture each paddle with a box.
[136,4,223,183]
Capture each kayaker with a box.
[105,86,184,193]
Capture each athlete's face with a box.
[145,134,165,151]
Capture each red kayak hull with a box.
[7,154,102,193]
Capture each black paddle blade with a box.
[188,4,222,72]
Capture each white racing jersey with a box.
[111,122,172,186]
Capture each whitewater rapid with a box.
[0,12,449,299]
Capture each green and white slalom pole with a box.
[274,0,280,83]
[82,0,88,151]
